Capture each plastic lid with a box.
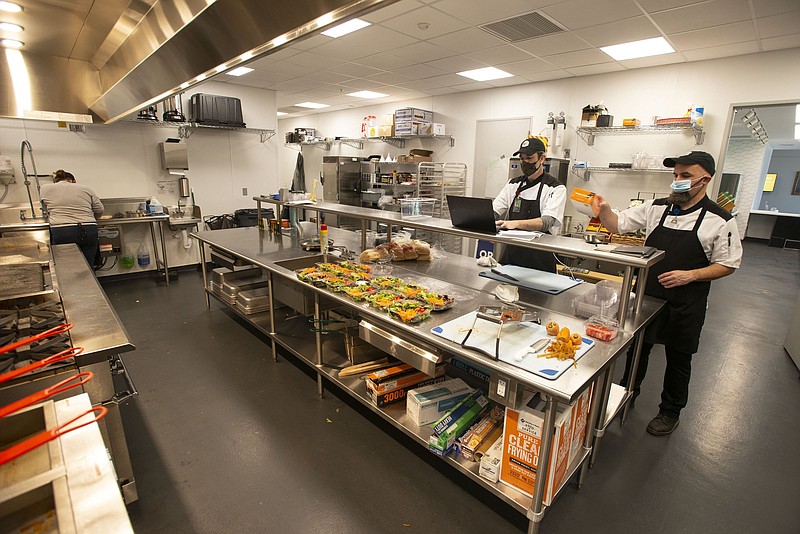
[320,224,327,231]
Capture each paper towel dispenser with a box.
[160,141,189,170]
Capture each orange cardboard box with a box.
[499,393,574,505]
[568,384,593,465]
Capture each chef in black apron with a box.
[492,138,567,272]
[592,151,742,436]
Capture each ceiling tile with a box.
[311,39,380,61]
[422,87,462,96]
[541,0,643,30]
[258,62,311,77]
[637,0,705,12]
[467,45,535,64]
[670,21,757,50]
[484,76,535,88]
[272,79,321,92]
[391,40,457,61]
[761,33,800,51]
[336,25,418,52]
[287,52,345,69]
[496,57,558,75]
[427,27,508,53]
[618,52,686,69]
[751,0,800,17]
[574,16,661,47]
[423,55,487,73]
[225,78,279,90]
[430,0,539,25]
[361,0,425,23]
[378,6,470,40]
[449,81,493,92]
[241,70,294,84]
[397,73,471,90]
[756,13,800,38]
[650,0,752,34]
[681,40,760,61]
[353,52,416,70]
[328,62,388,78]
[289,34,330,51]
[303,70,357,84]
[565,62,626,76]
[513,32,592,57]
[519,70,573,83]
[383,63,449,82]
[540,48,613,68]
[256,47,302,63]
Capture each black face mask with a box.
[521,160,539,177]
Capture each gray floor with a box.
[101,241,800,534]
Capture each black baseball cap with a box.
[663,151,716,176]
[513,137,546,156]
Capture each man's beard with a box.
[668,191,691,205]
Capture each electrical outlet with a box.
[242,187,248,196]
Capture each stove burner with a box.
[0,301,74,377]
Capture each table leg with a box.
[267,271,277,362]
[158,222,169,285]
[588,366,614,468]
[577,377,602,489]
[198,239,209,308]
[621,333,645,426]
[314,292,323,398]
[527,395,557,534]
[149,223,163,285]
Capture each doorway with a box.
[473,117,532,199]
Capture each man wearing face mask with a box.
[492,137,566,272]
[592,151,742,436]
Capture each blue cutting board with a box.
[479,265,583,294]
[431,311,594,380]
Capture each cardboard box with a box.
[569,384,593,465]
[429,390,489,455]
[499,393,574,505]
[366,363,446,396]
[449,357,492,384]
[407,378,473,427]
[395,107,433,123]
[479,436,503,483]
[419,123,445,135]
[367,375,445,407]
[458,405,504,461]
[394,120,420,136]
[377,124,393,137]
[379,113,394,126]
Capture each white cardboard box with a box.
[407,378,473,427]
[479,436,503,483]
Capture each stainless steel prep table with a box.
[97,215,171,285]
[192,222,665,533]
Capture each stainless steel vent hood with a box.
[0,0,396,124]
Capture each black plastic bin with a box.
[204,214,234,230]
[234,208,274,227]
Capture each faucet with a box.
[575,223,584,233]
[175,198,185,218]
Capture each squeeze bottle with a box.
[319,224,328,254]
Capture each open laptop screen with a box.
[446,195,499,234]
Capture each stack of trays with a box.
[210,266,262,299]
[236,287,271,315]
[220,275,269,306]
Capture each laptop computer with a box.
[446,195,500,234]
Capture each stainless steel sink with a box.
[272,254,334,315]
[273,254,326,272]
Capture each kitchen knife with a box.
[490,268,518,282]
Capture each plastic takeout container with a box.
[399,198,435,220]
[572,280,621,318]
[585,315,619,341]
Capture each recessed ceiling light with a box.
[457,67,513,82]
[347,90,389,99]
[600,37,674,61]
[0,38,23,48]
[0,2,22,13]
[277,112,288,116]
[228,67,254,77]
[295,102,329,109]
[0,22,23,32]
[321,18,370,38]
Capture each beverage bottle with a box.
[319,224,328,254]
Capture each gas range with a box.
[0,300,74,377]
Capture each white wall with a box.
[0,82,278,276]
[278,48,800,231]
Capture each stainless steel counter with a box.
[97,214,171,285]
[192,226,662,403]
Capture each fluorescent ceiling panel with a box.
[347,90,389,99]
[457,66,513,81]
[228,67,254,77]
[321,18,370,38]
[295,102,330,109]
[600,37,674,60]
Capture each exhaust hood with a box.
[0,0,397,124]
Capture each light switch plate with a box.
[242,187,248,195]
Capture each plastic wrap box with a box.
[479,436,503,483]
[395,107,433,123]
[458,405,504,461]
[428,389,489,456]
[499,393,574,506]
[407,378,473,427]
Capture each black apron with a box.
[500,177,556,273]
[642,204,710,353]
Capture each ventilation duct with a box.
[479,11,565,43]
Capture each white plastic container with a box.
[399,198,435,220]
